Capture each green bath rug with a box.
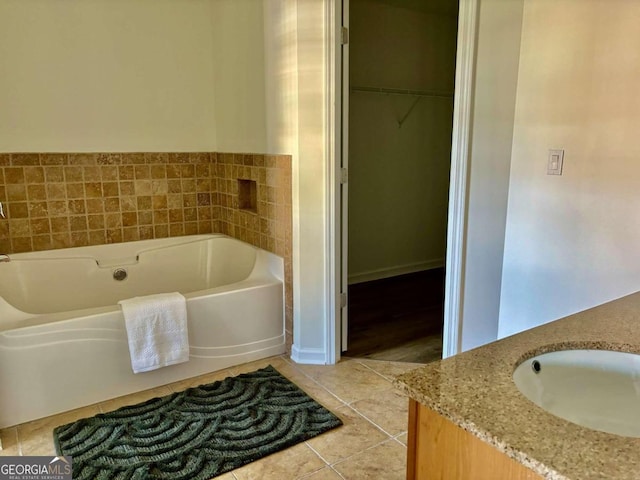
[53,365,342,480]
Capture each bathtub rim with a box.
[0,234,284,331]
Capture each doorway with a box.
[341,0,459,363]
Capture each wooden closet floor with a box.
[343,269,444,364]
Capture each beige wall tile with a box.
[68,153,95,166]
[63,166,83,182]
[13,154,41,166]
[101,166,119,181]
[82,166,101,182]
[5,167,25,184]
[134,165,151,179]
[44,166,64,182]
[71,231,88,247]
[32,235,52,251]
[29,201,48,218]
[66,183,85,199]
[10,237,32,253]
[9,219,30,237]
[89,230,106,245]
[118,165,134,180]
[8,202,28,218]
[27,184,46,201]
[30,218,50,235]
[169,223,184,236]
[7,185,27,201]
[122,227,139,242]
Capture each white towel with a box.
[118,292,189,374]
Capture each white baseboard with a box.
[348,259,445,285]
[290,345,327,365]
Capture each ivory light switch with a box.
[547,149,564,175]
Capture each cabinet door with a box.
[406,400,541,480]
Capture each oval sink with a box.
[513,349,640,437]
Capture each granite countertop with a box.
[394,291,640,480]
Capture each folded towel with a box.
[118,292,189,374]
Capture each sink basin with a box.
[513,349,640,437]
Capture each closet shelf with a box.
[350,85,454,98]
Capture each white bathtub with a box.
[0,234,285,428]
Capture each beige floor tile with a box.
[18,405,101,456]
[312,361,393,404]
[276,366,346,412]
[333,439,407,480]
[394,433,408,446]
[293,379,346,413]
[350,387,409,436]
[99,385,173,413]
[0,428,19,456]
[290,358,355,380]
[168,367,236,393]
[300,466,344,479]
[355,360,423,382]
[268,357,313,379]
[233,442,326,480]
[306,406,388,465]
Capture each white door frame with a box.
[326,0,342,364]
[339,0,350,354]
[441,0,479,358]
[326,0,479,363]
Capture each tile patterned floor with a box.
[0,355,422,480]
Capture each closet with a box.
[345,0,459,363]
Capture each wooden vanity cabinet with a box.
[406,399,542,480]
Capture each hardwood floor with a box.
[343,269,444,364]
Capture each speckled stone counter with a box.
[395,292,640,480]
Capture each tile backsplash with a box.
[0,151,293,350]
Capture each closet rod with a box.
[351,85,454,98]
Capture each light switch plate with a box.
[547,149,564,175]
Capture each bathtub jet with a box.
[0,234,285,428]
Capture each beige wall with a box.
[0,0,218,152]
[0,0,281,155]
[499,0,640,337]
[211,1,269,153]
[348,0,457,283]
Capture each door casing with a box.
[327,0,479,362]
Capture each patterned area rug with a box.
[53,366,342,480]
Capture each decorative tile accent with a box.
[238,179,258,213]
[0,152,293,352]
